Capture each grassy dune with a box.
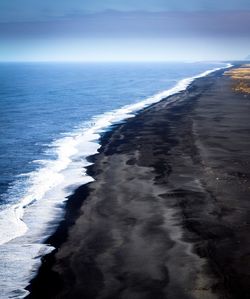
[225,65,250,93]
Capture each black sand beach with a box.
[27,66,250,299]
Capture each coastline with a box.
[0,63,229,299]
[27,65,250,299]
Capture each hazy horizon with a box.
[1,1,249,62]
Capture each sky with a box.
[0,0,250,62]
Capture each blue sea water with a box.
[0,62,228,298]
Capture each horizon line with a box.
[0,59,237,64]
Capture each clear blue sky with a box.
[0,0,249,61]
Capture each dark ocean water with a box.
[0,62,228,298]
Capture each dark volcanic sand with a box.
[27,69,250,299]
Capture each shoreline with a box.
[27,65,250,299]
[25,69,225,298]
[0,64,230,299]
[1,64,227,247]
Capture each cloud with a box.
[1,0,250,23]
[0,11,250,39]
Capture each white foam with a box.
[0,63,232,298]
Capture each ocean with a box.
[0,62,228,298]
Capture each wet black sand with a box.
[27,67,250,299]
